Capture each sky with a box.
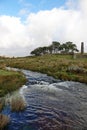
[0,0,87,56]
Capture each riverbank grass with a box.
[0,98,5,112]
[11,96,26,112]
[4,54,87,84]
[0,114,9,130]
[0,69,26,97]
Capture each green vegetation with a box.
[31,41,79,56]
[0,67,27,129]
[2,54,87,84]
[0,68,26,97]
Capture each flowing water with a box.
[2,69,87,130]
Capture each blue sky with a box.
[0,0,67,17]
[0,0,87,56]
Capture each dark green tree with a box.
[31,47,43,56]
[60,42,79,54]
[30,41,79,56]
[65,41,79,53]
[52,41,60,53]
[47,45,53,54]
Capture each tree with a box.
[52,41,60,53]
[31,46,49,56]
[60,42,79,54]
[47,45,53,54]
[30,41,79,56]
[65,41,79,53]
[31,47,43,56]
[41,46,48,54]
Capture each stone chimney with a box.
[81,42,84,54]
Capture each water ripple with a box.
[3,69,87,130]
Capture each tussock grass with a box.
[10,96,26,112]
[0,98,5,112]
[0,114,9,130]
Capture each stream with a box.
[2,69,87,130]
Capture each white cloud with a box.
[66,0,78,9]
[79,0,87,15]
[18,9,28,16]
[0,15,31,56]
[0,0,87,56]
[25,5,87,52]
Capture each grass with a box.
[0,54,87,84]
[0,114,9,130]
[10,96,26,112]
[0,69,27,97]
[0,98,5,112]
[0,69,20,76]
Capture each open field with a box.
[1,54,87,84]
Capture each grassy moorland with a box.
[0,67,26,97]
[2,54,87,84]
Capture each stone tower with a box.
[81,42,84,54]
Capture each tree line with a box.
[31,41,79,56]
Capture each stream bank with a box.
[1,69,87,130]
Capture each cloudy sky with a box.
[0,0,87,56]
